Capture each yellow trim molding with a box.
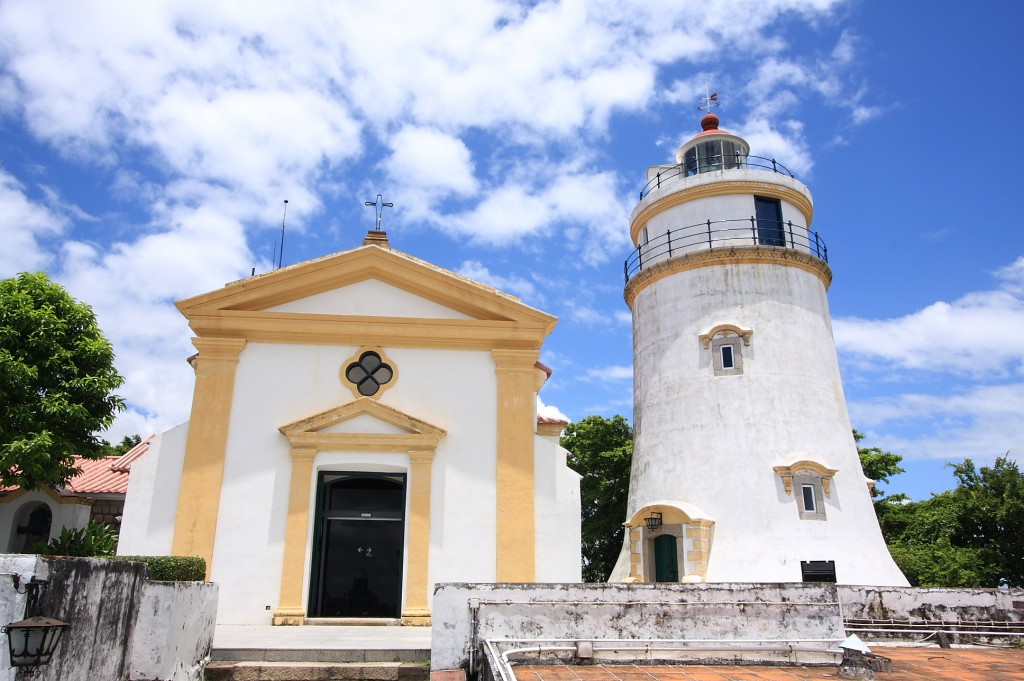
[698,324,753,348]
[630,179,814,246]
[492,348,540,582]
[0,487,89,506]
[625,247,832,308]
[176,245,556,340]
[171,337,246,578]
[774,461,839,498]
[273,398,446,626]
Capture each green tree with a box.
[97,434,142,457]
[0,272,125,489]
[561,415,633,582]
[854,430,905,501]
[948,456,1024,587]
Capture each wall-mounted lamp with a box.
[2,616,69,672]
[644,512,663,531]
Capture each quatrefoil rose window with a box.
[342,348,396,398]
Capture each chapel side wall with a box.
[630,261,905,586]
[533,434,582,582]
[210,341,500,625]
[118,422,188,557]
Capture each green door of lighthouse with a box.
[654,534,679,582]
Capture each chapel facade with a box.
[118,230,581,625]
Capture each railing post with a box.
[788,220,795,249]
[751,216,757,245]
[823,244,828,263]
[656,171,661,190]
[624,259,629,284]
[667,229,673,257]
[813,232,820,258]
[771,158,778,173]
[707,220,713,249]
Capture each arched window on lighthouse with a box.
[699,324,753,376]
[774,461,837,522]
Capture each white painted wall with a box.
[0,493,91,554]
[628,259,907,586]
[118,422,188,557]
[129,580,218,681]
[266,279,473,319]
[533,432,582,583]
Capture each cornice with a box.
[624,247,832,308]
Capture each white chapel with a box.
[118,230,582,625]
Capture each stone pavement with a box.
[512,647,1024,681]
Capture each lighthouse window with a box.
[711,335,743,376]
[794,472,827,521]
[801,485,817,513]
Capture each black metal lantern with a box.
[644,512,663,531]
[2,616,69,670]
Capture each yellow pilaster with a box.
[401,451,434,626]
[171,337,246,578]
[492,348,539,582]
[273,447,316,625]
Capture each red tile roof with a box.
[537,414,569,426]
[65,436,152,495]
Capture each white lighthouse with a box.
[613,103,908,587]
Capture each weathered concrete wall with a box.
[0,556,217,681]
[431,582,845,672]
[840,585,1024,622]
[33,557,148,681]
[129,580,219,681]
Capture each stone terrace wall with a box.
[432,582,845,672]
[840,585,1024,622]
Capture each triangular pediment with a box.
[175,244,555,350]
[279,397,446,452]
[177,244,553,326]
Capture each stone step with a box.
[212,648,430,664]
[204,660,429,681]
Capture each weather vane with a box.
[698,86,719,113]
[364,194,394,232]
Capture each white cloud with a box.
[584,365,633,383]
[834,257,1024,377]
[456,260,540,303]
[848,383,1024,463]
[537,396,570,423]
[0,170,67,277]
[839,258,1024,462]
[0,0,860,438]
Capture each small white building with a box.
[614,111,908,587]
[119,230,581,625]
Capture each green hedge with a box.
[113,555,207,581]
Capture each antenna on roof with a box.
[364,194,393,232]
[277,199,289,269]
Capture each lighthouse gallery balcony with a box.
[624,157,829,283]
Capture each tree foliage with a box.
[561,415,632,582]
[0,272,125,489]
[947,457,1024,587]
[854,430,905,500]
[856,429,1024,588]
[97,434,142,457]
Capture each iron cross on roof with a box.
[364,194,394,232]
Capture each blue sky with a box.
[1,1,1022,500]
